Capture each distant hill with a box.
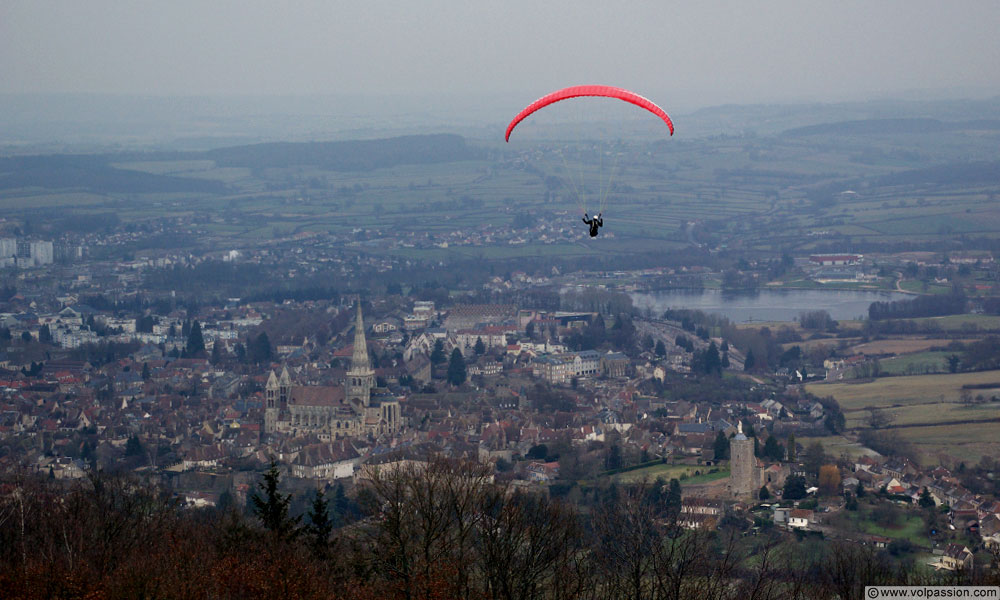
[206,134,480,171]
[0,154,226,194]
[782,118,1000,136]
[876,160,1000,186]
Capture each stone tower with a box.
[264,366,293,434]
[730,421,758,499]
[346,300,374,409]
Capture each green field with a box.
[877,351,949,376]
[839,509,929,547]
[613,463,729,484]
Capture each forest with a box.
[2,457,997,600]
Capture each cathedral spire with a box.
[351,298,370,372]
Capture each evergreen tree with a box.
[856,481,866,498]
[655,340,666,357]
[763,436,784,461]
[210,341,222,365]
[721,351,730,369]
[125,435,143,457]
[141,362,150,380]
[782,475,807,500]
[919,487,935,509]
[713,430,730,461]
[666,478,682,515]
[704,341,722,375]
[186,320,205,355]
[786,433,796,462]
[251,460,301,539]
[744,348,756,371]
[306,489,334,558]
[430,338,446,365]
[474,337,485,355]
[38,324,52,344]
[332,482,351,526]
[447,348,466,386]
[759,486,770,501]
[250,332,272,364]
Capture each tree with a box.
[786,433,797,462]
[474,337,485,355]
[759,486,770,501]
[186,320,205,355]
[141,362,150,380]
[526,444,548,460]
[763,436,784,461]
[744,348,756,371]
[919,487,936,509]
[250,460,301,539]
[38,324,52,344]
[654,340,666,357]
[210,341,222,365]
[305,489,333,557]
[702,341,722,375]
[526,321,536,339]
[856,481,866,498]
[783,475,807,500]
[803,442,827,477]
[666,478,682,515]
[947,354,961,373]
[866,407,893,430]
[447,348,466,386]
[430,338,446,365]
[818,465,842,495]
[125,435,143,457]
[250,332,272,364]
[713,430,730,461]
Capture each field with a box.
[835,509,929,547]
[806,370,1000,463]
[613,463,729,484]
[877,351,949,376]
[848,338,966,355]
[795,435,881,460]
[805,370,1000,410]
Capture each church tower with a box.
[346,300,374,409]
[264,370,279,434]
[278,366,291,404]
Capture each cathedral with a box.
[263,303,400,440]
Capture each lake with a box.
[629,288,912,323]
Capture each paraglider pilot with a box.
[582,212,603,237]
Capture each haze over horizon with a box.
[3,1,1000,105]
[3,1,1000,148]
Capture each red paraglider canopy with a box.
[505,85,674,142]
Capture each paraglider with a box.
[505,85,673,143]
[582,212,603,237]
[505,85,673,237]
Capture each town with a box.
[3,218,1000,583]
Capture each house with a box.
[679,498,723,529]
[788,508,813,529]
[931,544,973,571]
[289,440,360,480]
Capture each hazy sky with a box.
[3,1,1000,107]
